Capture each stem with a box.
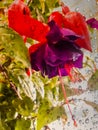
[58,67,77,127]
[27,0,32,5]
[0,64,22,99]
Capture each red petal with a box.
[29,42,45,54]
[48,11,64,27]
[63,12,92,51]
[8,0,49,42]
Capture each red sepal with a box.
[8,0,49,42]
[29,42,45,54]
[63,12,92,51]
[48,11,64,27]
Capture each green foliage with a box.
[58,84,75,101]
[88,70,98,90]
[29,0,59,22]
[0,0,12,7]
[0,82,17,130]
[45,0,59,10]
[15,119,31,130]
[12,96,34,117]
[0,25,30,68]
[0,16,35,129]
[32,72,45,98]
[37,99,66,130]
[84,100,98,112]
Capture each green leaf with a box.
[32,73,44,98]
[37,99,67,130]
[58,84,75,101]
[45,0,59,10]
[88,70,98,90]
[39,0,45,13]
[0,120,10,130]
[0,26,30,68]
[84,100,98,112]
[18,74,36,101]
[0,0,13,8]
[28,0,59,22]
[0,120,6,130]
[12,96,34,117]
[15,119,31,130]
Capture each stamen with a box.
[64,63,74,81]
[58,67,77,127]
[65,63,85,82]
[86,56,97,72]
[73,67,86,80]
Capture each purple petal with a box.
[45,65,68,78]
[45,40,83,67]
[30,44,46,72]
[87,18,98,29]
[61,28,82,41]
[47,20,82,44]
[44,54,83,78]
[46,20,62,44]
[43,65,58,78]
[73,54,83,68]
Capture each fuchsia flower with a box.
[29,20,83,78]
[29,6,91,79]
[8,0,91,80]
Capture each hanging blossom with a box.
[8,0,92,81]
[29,5,92,81]
[29,20,83,79]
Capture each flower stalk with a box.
[58,67,77,127]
